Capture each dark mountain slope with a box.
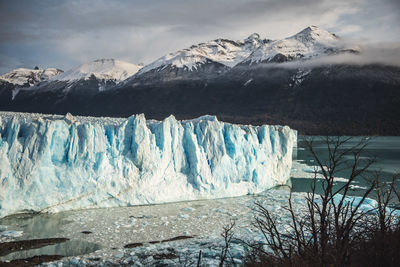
[3,64,398,135]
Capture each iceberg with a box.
[0,112,296,217]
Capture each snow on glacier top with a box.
[0,112,235,128]
[0,111,126,126]
[0,68,63,86]
[52,59,142,82]
[0,112,287,134]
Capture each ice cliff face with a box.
[0,112,296,217]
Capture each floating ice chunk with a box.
[214,208,228,214]
[333,177,349,182]
[302,165,327,173]
[332,194,400,216]
[181,207,195,212]
[291,161,348,182]
[349,184,368,190]
[178,214,190,219]
[0,230,23,238]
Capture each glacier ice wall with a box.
[0,112,296,217]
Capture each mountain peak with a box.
[245,33,260,42]
[292,26,338,43]
[0,67,63,86]
[305,25,319,31]
[242,26,347,65]
[52,59,142,82]
[297,25,323,34]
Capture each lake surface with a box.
[292,136,400,197]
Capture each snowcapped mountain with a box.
[1,27,354,87]
[242,26,349,64]
[52,59,141,83]
[10,59,142,98]
[135,26,355,78]
[0,67,63,86]
[136,33,267,76]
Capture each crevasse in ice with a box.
[0,112,296,217]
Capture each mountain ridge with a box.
[0,67,63,86]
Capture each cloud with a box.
[335,25,363,35]
[0,54,22,71]
[245,42,400,70]
[306,42,400,67]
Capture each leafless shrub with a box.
[219,221,236,267]
[245,136,400,266]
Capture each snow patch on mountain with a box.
[290,69,312,87]
[52,59,142,82]
[0,112,296,217]
[0,68,63,86]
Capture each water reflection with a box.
[0,213,101,262]
[0,213,70,239]
[0,240,101,261]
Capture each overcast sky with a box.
[0,0,399,74]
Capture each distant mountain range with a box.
[1,26,399,135]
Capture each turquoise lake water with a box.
[292,136,400,198]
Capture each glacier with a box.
[0,112,296,218]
